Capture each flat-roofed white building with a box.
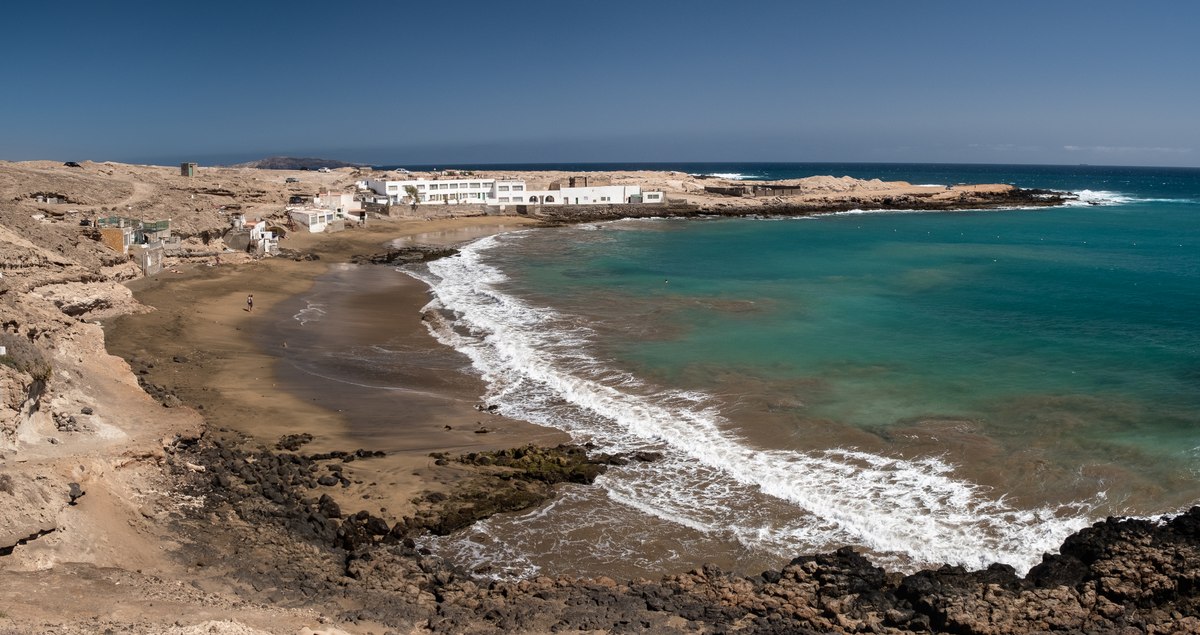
[366,177,665,207]
[288,208,342,233]
[314,191,360,217]
[366,177,495,204]
[529,185,642,205]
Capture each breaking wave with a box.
[1064,190,1138,206]
[1063,190,1196,207]
[701,172,756,180]
[406,234,1098,575]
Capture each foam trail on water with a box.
[293,300,327,325]
[700,172,755,180]
[1064,190,1137,206]
[1062,190,1196,207]
[408,234,1097,574]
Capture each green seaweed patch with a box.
[455,443,619,485]
[412,444,641,537]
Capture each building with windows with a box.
[288,208,342,233]
[314,190,360,217]
[365,176,664,207]
[365,177,496,204]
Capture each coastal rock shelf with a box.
[530,185,1068,225]
[167,433,1200,634]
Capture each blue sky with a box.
[2,1,1197,167]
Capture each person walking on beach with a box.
[246,294,254,313]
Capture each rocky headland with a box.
[0,159,1192,633]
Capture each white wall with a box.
[316,192,360,216]
[288,209,337,233]
[369,178,652,207]
[554,185,641,205]
[368,178,498,204]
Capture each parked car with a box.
[64,161,82,168]
[285,177,300,183]
[317,167,331,173]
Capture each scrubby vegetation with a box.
[0,331,52,382]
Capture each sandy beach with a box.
[105,214,569,524]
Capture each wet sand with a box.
[105,215,568,524]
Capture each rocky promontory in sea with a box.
[530,184,1068,225]
[166,432,1200,634]
[232,156,365,170]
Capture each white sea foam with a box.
[1141,197,1199,204]
[1064,190,1137,206]
[815,208,935,218]
[1063,190,1197,206]
[292,300,327,325]
[408,235,1098,575]
[702,172,755,180]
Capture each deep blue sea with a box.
[401,163,1200,579]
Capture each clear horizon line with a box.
[6,156,1200,171]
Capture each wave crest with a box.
[408,235,1098,575]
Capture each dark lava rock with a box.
[317,494,342,519]
[162,433,1200,634]
[351,246,458,266]
[276,433,314,452]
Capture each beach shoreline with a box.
[104,214,569,525]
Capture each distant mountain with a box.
[232,156,365,170]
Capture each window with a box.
[417,184,426,190]
[511,185,524,191]
[513,196,523,202]
[498,186,509,192]
[499,197,510,203]
[387,185,398,191]
[469,182,480,188]
[449,183,458,189]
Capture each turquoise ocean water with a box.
[405,164,1200,579]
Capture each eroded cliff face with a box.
[0,163,210,580]
[0,363,39,447]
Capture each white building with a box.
[288,208,341,233]
[521,185,642,205]
[366,176,664,207]
[246,219,281,255]
[314,190,360,217]
[365,177,495,205]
